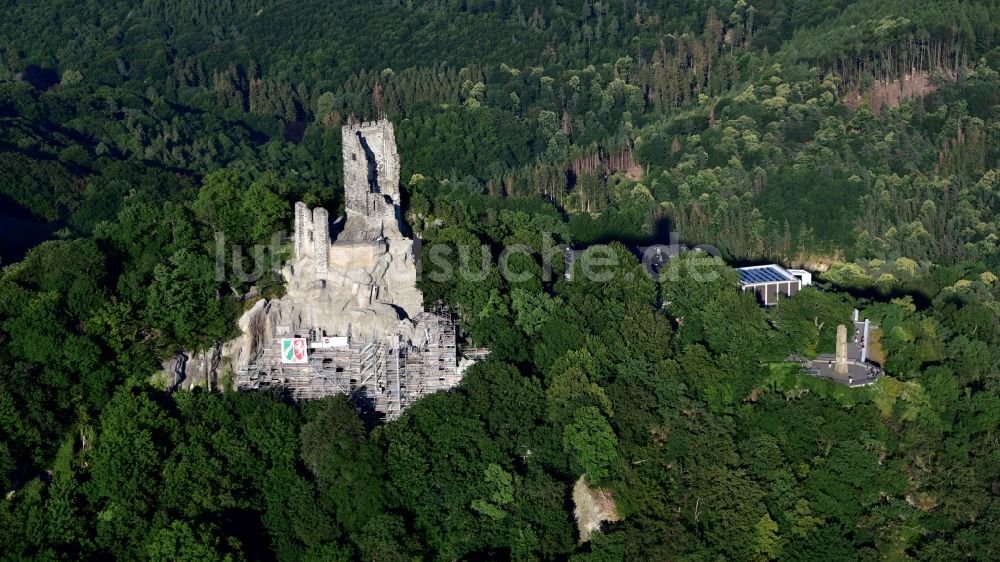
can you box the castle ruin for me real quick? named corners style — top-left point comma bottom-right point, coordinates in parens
top-left (227, 119), bottom-right (460, 421)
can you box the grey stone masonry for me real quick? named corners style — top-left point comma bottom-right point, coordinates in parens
top-left (227, 118), bottom-right (467, 422)
top-left (294, 201), bottom-right (312, 260)
top-left (312, 207), bottom-right (329, 275)
top-left (341, 119), bottom-right (403, 240)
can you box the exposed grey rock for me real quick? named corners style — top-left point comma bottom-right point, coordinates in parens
top-left (222, 118), bottom-right (461, 420)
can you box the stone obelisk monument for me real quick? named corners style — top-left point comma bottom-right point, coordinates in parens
top-left (835, 324), bottom-right (849, 375)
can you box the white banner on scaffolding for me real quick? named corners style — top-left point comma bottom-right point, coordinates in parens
top-left (313, 336), bottom-right (349, 349)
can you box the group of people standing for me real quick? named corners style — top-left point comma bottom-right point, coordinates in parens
top-left (847, 367), bottom-right (880, 387)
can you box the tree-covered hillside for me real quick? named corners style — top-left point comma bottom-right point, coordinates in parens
top-left (1, 1), bottom-right (999, 560)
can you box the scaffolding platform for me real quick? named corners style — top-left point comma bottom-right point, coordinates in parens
top-left (236, 306), bottom-right (458, 421)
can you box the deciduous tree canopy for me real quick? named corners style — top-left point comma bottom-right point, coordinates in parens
top-left (1, 0), bottom-right (998, 560)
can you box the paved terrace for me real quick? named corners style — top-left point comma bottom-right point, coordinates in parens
top-left (790, 317), bottom-right (882, 387)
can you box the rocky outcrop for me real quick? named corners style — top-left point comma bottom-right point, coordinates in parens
top-left (572, 476), bottom-right (621, 543)
top-left (219, 118), bottom-right (461, 419)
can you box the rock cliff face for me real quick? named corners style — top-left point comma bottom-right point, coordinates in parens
top-left (226, 236), bottom-right (425, 373)
top-left (572, 476), bottom-right (621, 543)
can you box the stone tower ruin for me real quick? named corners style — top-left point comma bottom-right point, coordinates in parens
top-left (340, 119), bottom-right (403, 240)
top-left (227, 119), bottom-right (461, 421)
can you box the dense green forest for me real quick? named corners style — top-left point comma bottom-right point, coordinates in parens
top-left (1, 0), bottom-right (999, 560)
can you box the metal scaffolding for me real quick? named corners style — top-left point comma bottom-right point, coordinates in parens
top-left (235, 307), bottom-right (459, 421)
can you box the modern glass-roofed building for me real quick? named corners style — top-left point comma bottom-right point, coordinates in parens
top-left (737, 264), bottom-right (813, 306)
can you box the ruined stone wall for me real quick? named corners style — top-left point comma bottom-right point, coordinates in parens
top-left (342, 119), bottom-right (400, 202)
top-left (312, 207), bottom-right (329, 275)
top-left (294, 202), bottom-right (313, 260)
top-left (341, 119), bottom-right (402, 239)
top-left (342, 127), bottom-right (367, 213)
